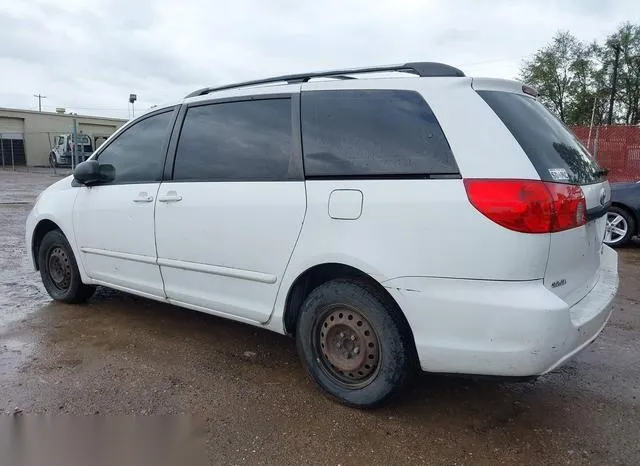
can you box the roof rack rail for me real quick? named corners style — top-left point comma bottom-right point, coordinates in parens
top-left (185, 62), bottom-right (464, 98)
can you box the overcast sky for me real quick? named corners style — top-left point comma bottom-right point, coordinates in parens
top-left (1, 0), bottom-right (637, 119)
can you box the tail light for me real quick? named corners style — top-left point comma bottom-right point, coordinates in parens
top-left (464, 179), bottom-right (586, 234)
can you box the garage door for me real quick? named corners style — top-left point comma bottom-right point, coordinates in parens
top-left (0, 116), bottom-right (24, 133)
top-left (0, 117), bottom-right (26, 166)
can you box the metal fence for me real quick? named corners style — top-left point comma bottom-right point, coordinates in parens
top-left (572, 125), bottom-right (640, 183)
top-left (0, 130), bottom-right (97, 175)
top-left (0, 135), bottom-right (27, 168)
top-left (0, 131), bottom-right (54, 172)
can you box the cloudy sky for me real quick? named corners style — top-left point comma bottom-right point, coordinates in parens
top-left (1, 0), bottom-right (637, 119)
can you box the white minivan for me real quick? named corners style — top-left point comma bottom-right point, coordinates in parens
top-left (26, 62), bottom-right (619, 407)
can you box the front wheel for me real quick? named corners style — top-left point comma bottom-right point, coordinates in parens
top-left (296, 279), bottom-right (415, 408)
top-left (604, 207), bottom-right (635, 247)
top-left (38, 230), bottom-right (96, 303)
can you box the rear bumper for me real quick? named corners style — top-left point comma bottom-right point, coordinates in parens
top-left (383, 246), bottom-right (619, 376)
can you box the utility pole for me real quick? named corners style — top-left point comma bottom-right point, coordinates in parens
top-left (72, 119), bottom-right (78, 170)
top-left (607, 42), bottom-right (621, 125)
top-left (587, 95), bottom-right (598, 152)
top-left (33, 94), bottom-right (47, 112)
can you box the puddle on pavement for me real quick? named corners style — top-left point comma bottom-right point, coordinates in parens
top-left (0, 200), bottom-right (50, 327)
top-left (0, 337), bottom-right (33, 379)
top-left (0, 279), bottom-right (49, 328)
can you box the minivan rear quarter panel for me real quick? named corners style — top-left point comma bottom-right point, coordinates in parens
top-left (289, 179), bottom-right (549, 281)
top-left (292, 78), bottom-right (550, 283)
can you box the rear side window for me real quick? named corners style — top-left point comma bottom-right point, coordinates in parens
top-left (301, 90), bottom-right (458, 177)
top-left (173, 99), bottom-right (295, 181)
top-left (478, 91), bottom-right (603, 185)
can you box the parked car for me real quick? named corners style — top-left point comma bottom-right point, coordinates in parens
top-left (605, 181), bottom-right (640, 247)
top-left (49, 133), bottom-right (93, 168)
top-left (26, 62), bottom-right (619, 407)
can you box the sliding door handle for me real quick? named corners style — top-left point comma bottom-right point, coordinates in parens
top-left (132, 194), bottom-right (153, 203)
top-left (158, 191), bottom-right (182, 203)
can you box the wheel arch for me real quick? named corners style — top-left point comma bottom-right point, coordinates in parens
top-left (282, 262), bottom-right (417, 357)
top-left (31, 218), bottom-right (64, 270)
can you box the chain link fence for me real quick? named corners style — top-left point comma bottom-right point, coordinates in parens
top-left (0, 133), bottom-right (29, 170)
top-left (0, 130), bottom-right (102, 176)
top-left (572, 125), bottom-right (640, 182)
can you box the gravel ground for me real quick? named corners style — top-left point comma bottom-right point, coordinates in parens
top-left (1, 170), bottom-right (639, 465)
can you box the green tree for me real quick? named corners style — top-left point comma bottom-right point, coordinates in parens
top-left (522, 24), bottom-right (640, 125)
top-left (519, 31), bottom-right (591, 123)
top-left (564, 41), bottom-right (603, 125)
top-left (595, 24), bottom-right (640, 125)
top-left (611, 23), bottom-right (640, 124)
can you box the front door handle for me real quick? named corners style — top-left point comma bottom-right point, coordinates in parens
top-left (158, 190), bottom-right (182, 203)
top-left (132, 193), bottom-right (153, 203)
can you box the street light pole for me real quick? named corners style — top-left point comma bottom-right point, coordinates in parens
top-left (587, 95), bottom-right (598, 152)
top-left (129, 94), bottom-right (137, 119)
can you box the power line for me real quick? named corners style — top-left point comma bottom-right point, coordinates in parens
top-left (33, 93), bottom-right (47, 112)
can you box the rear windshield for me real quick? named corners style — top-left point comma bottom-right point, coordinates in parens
top-left (478, 90), bottom-right (603, 185)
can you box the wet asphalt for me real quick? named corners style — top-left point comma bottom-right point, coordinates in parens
top-left (1, 170), bottom-right (639, 465)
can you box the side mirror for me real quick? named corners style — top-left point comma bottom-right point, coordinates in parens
top-left (73, 160), bottom-right (114, 186)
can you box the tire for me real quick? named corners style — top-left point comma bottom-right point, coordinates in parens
top-left (296, 279), bottom-right (415, 408)
top-left (604, 206), bottom-right (635, 247)
top-left (38, 230), bottom-right (96, 303)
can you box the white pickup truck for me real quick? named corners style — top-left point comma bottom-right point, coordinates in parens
top-left (49, 134), bottom-right (94, 168)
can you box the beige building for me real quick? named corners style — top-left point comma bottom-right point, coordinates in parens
top-left (0, 107), bottom-right (127, 167)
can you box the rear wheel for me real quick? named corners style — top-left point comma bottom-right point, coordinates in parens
top-left (38, 230), bottom-right (95, 303)
top-left (296, 279), bottom-right (414, 408)
top-left (604, 206), bottom-right (634, 247)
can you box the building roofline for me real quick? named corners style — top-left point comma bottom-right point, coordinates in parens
top-left (0, 106), bottom-right (127, 122)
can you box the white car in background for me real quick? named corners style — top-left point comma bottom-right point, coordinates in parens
top-left (26, 62), bottom-right (619, 407)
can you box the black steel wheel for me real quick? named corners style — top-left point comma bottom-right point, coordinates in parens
top-left (38, 230), bottom-right (95, 303)
top-left (315, 304), bottom-right (381, 389)
top-left (296, 279), bottom-right (415, 408)
top-left (47, 246), bottom-right (73, 291)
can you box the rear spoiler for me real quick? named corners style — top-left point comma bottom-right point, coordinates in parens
top-left (471, 77), bottom-right (537, 97)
